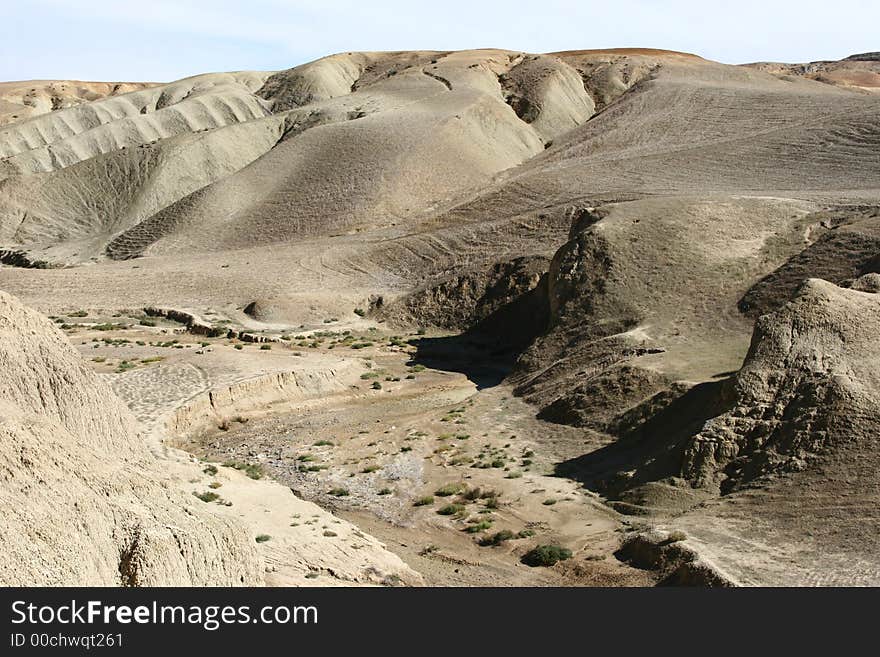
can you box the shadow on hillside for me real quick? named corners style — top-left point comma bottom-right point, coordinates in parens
top-left (407, 284), bottom-right (549, 389)
top-left (554, 378), bottom-right (733, 496)
top-left (407, 333), bottom-right (520, 389)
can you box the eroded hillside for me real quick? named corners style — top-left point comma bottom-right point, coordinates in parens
top-left (1, 48), bottom-right (878, 586)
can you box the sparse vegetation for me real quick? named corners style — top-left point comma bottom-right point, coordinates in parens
top-left (223, 461), bottom-right (263, 479)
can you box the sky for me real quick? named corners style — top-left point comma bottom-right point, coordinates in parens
top-left (1, 0), bottom-right (877, 82)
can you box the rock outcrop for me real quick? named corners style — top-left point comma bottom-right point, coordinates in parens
top-left (682, 277), bottom-right (880, 492)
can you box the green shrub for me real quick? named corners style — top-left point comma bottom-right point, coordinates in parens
top-left (260, 344), bottom-right (272, 350)
top-left (478, 529), bottom-right (515, 547)
top-left (413, 496), bottom-right (434, 507)
top-left (255, 534), bottom-right (271, 543)
top-left (437, 503), bottom-right (465, 516)
top-left (464, 520), bottom-right (493, 533)
top-left (203, 465), bottom-right (218, 476)
top-left (521, 545), bottom-right (572, 567)
top-left (371, 381), bottom-right (382, 390)
top-left (194, 491), bottom-right (220, 503)
top-left (329, 487), bottom-right (350, 497)
top-left (223, 461), bottom-right (263, 479)
top-left (461, 487), bottom-right (482, 501)
top-left (435, 482), bottom-right (466, 497)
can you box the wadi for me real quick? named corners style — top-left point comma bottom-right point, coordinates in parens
top-left (1, 48), bottom-right (878, 586)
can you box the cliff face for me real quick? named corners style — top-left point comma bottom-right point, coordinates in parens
top-left (0, 290), bottom-right (263, 586)
top-left (682, 276), bottom-right (880, 492)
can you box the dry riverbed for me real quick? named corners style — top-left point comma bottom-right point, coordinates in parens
top-left (59, 309), bottom-right (652, 586)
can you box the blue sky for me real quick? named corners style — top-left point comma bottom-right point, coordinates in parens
top-left (1, 0), bottom-right (877, 82)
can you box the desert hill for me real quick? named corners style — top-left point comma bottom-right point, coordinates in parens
top-left (0, 48), bottom-right (878, 585)
top-left (0, 79), bottom-right (158, 127)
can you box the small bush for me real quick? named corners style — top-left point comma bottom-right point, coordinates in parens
top-left (255, 534), bottom-right (271, 543)
top-left (194, 491), bottom-right (220, 503)
top-left (313, 440), bottom-right (334, 447)
top-left (203, 465), bottom-right (218, 476)
top-left (234, 344), bottom-right (243, 350)
top-left (260, 344), bottom-right (272, 350)
top-left (435, 482), bottom-right (466, 497)
top-left (378, 488), bottom-right (393, 496)
top-left (521, 545), bottom-right (572, 567)
top-left (478, 529), bottom-right (515, 547)
top-left (329, 487), bottom-right (350, 497)
top-left (413, 496), bottom-right (434, 507)
top-left (464, 520), bottom-right (493, 533)
top-left (371, 381), bottom-right (382, 390)
top-left (462, 487), bottom-right (482, 501)
top-left (664, 530), bottom-right (688, 544)
top-left (223, 461), bottom-right (263, 479)
top-left (437, 503), bottom-right (465, 516)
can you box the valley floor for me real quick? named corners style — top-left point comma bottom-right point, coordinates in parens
top-left (65, 312), bottom-right (653, 586)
